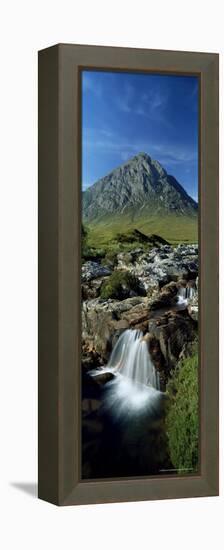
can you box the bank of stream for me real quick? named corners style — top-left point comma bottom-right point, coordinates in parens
top-left (82, 244), bottom-right (198, 479)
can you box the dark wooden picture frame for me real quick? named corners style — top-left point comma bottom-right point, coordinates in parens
top-left (38, 44), bottom-right (219, 506)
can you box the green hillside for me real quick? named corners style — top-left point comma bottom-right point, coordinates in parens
top-left (82, 152), bottom-right (198, 253)
top-left (85, 212), bottom-right (198, 252)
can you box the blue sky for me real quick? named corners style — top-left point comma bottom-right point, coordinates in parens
top-left (82, 70), bottom-right (199, 201)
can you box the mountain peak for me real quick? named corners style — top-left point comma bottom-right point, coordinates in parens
top-left (127, 152), bottom-right (167, 178)
top-left (134, 151), bottom-right (151, 161)
top-left (83, 153), bottom-right (197, 222)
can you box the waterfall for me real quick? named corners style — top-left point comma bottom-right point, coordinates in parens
top-left (177, 285), bottom-right (195, 304)
top-left (108, 329), bottom-right (160, 390)
top-left (178, 286), bottom-right (187, 299)
top-left (89, 329), bottom-right (162, 416)
top-left (186, 286), bottom-right (195, 300)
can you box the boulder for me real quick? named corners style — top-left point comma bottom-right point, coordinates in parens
top-left (92, 371), bottom-right (115, 386)
top-left (187, 289), bottom-right (198, 321)
top-left (82, 278), bottom-right (104, 300)
top-left (108, 243), bottom-right (198, 297)
top-left (82, 296), bottom-right (150, 361)
top-left (82, 261), bottom-right (112, 282)
top-left (188, 305), bottom-right (198, 321)
top-left (82, 243), bottom-right (199, 384)
top-left (142, 333), bottom-right (167, 390)
top-left (148, 309), bottom-right (197, 376)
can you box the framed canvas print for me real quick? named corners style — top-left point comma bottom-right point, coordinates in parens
top-left (38, 44), bottom-right (219, 505)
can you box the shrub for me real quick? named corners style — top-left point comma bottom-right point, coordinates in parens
top-left (81, 223), bottom-right (91, 259)
top-left (81, 223), bottom-right (88, 247)
top-left (81, 224), bottom-right (105, 261)
top-left (100, 270), bottom-right (142, 300)
top-left (101, 250), bottom-right (118, 267)
top-left (166, 346), bottom-right (199, 473)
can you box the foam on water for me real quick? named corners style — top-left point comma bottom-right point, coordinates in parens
top-left (90, 329), bottom-right (162, 417)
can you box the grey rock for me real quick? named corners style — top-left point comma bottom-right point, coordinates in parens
top-left (82, 296), bottom-right (150, 360)
top-left (82, 261), bottom-right (112, 282)
top-left (83, 152), bottom-right (198, 222)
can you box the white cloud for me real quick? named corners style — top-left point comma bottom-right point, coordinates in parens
top-left (115, 84), bottom-right (170, 127)
top-left (83, 131), bottom-right (197, 167)
top-left (115, 83), bottom-right (135, 113)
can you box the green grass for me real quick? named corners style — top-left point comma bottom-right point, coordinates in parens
top-left (100, 270), bottom-right (142, 300)
top-left (166, 344), bottom-right (199, 474)
top-left (85, 212), bottom-right (198, 251)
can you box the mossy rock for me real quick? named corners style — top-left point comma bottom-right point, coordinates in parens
top-left (100, 270), bottom-right (146, 300)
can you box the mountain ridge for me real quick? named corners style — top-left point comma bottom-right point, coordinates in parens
top-left (82, 152), bottom-right (198, 223)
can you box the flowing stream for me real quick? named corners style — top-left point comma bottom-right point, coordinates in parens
top-left (83, 330), bottom-right (170, 478)
top-left (83, 299), bottom-right (192, 478)
top-left (82, 271), bottom-right (198, 477)
top-left (90, 329), bottom-right (161, 417)
top-left (178, 285), bottom-right (195, 300)
top-left (108, 329), bottom-right (160, 389)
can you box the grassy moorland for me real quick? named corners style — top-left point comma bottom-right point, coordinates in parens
top-left (84, 212), bottom-right (198, 256)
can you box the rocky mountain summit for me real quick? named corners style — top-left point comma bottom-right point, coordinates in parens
top-left (83, 152), bottom-right (198, 222)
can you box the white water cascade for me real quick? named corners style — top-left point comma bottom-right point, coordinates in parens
top-left (108, 329), bottom-right (160, 390)
top-left (177, 285), bottom-right (196, 306)
top-left (90, 329), bottom-right (161, 416)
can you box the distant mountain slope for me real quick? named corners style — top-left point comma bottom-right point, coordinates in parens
top-left (82, 152), bottom-right (198, 222)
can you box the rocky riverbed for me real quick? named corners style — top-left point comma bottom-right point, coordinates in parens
top-left (81, 242), bottom-right (198, 478)
top-left (82, 243), bottom-right (198, 386)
